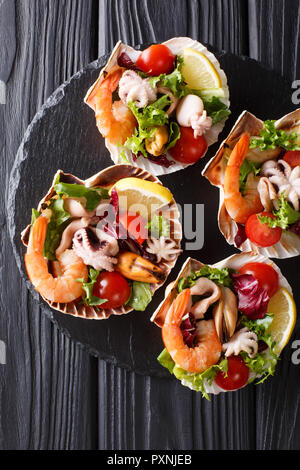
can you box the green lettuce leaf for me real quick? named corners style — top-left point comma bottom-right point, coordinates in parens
top-left (157, 348), bottom-right (176, 374)
top-left (125, 98), bottom-right (170, 157)
top-left (127, 96), bottom-right (170, 129)
top-left (177, 265), bottom-right (234, 292)
top-left (128, 281), bottom-right (153, 311)
top-left (146, 214), bottom-right (170, 238)
top-left (42, 197), bottom-right (71, 260)
top-left (77, 268), bottom-right (108, 307)
top-left (54, 182), bottom-right (109, 211)
top-left (258, 192), bottom-right (300, 230)
top-left (201, 96), bottom-right (231, 124)
top-left (250, 120), bottom-right (300, 151)
top-left (31, 208), bottom-right (40, 225)
top-left (149, 56), bottom-right (187, 99)
top-left (166, 121), bottom-right (181, 150)
top-left (158, 348), bottom-right (228, 400)
top-left (239, 159), bottom-right (261, 193)
top-left (240, 314), bottom-right (278, 383)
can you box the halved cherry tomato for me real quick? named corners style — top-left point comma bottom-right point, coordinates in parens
top-left (136, 44), bottom-right (175, 76)
top-left (245, 212), bottom-right (282, 247)
top-left (239, 262), bottom-right (279, 297)
top-left (283, 150), bottom-right (300, 168)
top-left (215, 355), bottom-right (249, 391)
top-left (92, 272), bottom-right (131, 309)
top-left (169, 127), bottom-right (208, 163)
top-left (119, 211), bottom-right (148, 244)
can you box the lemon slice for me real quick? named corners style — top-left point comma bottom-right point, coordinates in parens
top-left (267, 287), bottom-right (297, 354)
top-left (110, 177), bottom-right (173, 220)
top-left (181, 48), bottom-right (222, 90)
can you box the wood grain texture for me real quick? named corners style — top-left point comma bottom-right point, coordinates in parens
top-left (0, 0), bottom-right (97, 449)
top-left (0, 0), bottom-right (16, 83)
top-left (248, 0), bottom-right (300, 81)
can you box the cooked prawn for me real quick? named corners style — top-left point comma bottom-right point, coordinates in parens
top-left (162, 289), bottom-right (222, 374)
top-left (25, 216), bottom-right (88, 303)
top-left (224, 133), bottom-right (263, 224)
top-left (91, 66), bottom-right (137, 146)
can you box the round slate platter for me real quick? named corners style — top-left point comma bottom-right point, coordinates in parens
top-left (8, 45), bottom-right (298, 377)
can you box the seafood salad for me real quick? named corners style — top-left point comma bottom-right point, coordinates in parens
top-left (203, 109), bottom-right (300, 258)
top-left (21, 165), bottom-right (182, 320)
top-left (85, 37), bottom-right (230, 175)
top-left (153, 253), bottom-right (296, 398)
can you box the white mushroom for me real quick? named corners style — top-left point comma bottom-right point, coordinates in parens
top-left (189, 277), bottom-right (221, 319)
top-left (260, 159), bottom-right (300, 211)
top-left (146, 236), bottom-right (182, 263)
top-left (176, 94), bottom-right (212, 137)
top-left (222, 327), bottom-right (258, 358)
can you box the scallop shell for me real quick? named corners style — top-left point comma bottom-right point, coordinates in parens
top-left (152, 252), bottom-right (293, 396)
top-left (202, 109), bottom-right (300, 258)
top-left (84, 37), bottom-right (230, 176)
top-left (21, 164), bottom-right (182, 320)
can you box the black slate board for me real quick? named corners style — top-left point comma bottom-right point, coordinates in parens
top-left (8, 46), bottom-right (297, 377)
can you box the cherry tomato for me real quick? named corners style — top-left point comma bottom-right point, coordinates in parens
top-left (136, 44), bottom-right (175, 76)
top-left (245, 212), bottom-right (282, 247)
top-left (169, 127), bottom-right (208, 163)
top-left (283, 150), bottom-right (300, 168)
top-left (92, 272), bottom-right (131, 309)
top-left (119, 211), bottom-right (148, 244)
top-left (239, 262), bottom-right (279, 297)
top-left (215, 356), bottom-right (249, 391)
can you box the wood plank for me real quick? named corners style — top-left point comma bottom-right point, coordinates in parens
top-left (97, 0), bottom-right (255, 450)
top-left (0, 0), bottom-right (97, 449)
top-left (248, 0), bottom-right (300, 81)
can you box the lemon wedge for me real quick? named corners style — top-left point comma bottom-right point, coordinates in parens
top-left (181, 48), bottom-right (222, 90)
top-left (110, 177), bottom-right (173, 220)
top-left (267, 287), bottom-right (297, 354)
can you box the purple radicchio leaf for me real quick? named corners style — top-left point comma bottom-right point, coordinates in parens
top-left (136, 151), bottom-right (175, 168)
top-left (117, 52), bottom-right (141, 71)
top-left (180, 312), bottom-right (197, 347)
top-left (234, 223), bottom-right (247, 248)
top-left (232, 273), bottom-right (270, 320)
top-left (289, 219), bottom-right (300, 237)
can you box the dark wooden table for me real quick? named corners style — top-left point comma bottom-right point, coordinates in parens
top-left (1, 0), bottom-right (300, 450)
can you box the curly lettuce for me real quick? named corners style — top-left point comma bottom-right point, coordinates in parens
top-left (177, 265), bottom-right (234, 292)
top-left (158, 349), bottom-right (228, 400)
top-left (240, 314), bottom-right (278, 384)
top-left (258, 192), bottom-right (300, 230)
top-left (77, 268), bottom-right (108, 307)
top-left (250, 120), bottom-right (300, 151)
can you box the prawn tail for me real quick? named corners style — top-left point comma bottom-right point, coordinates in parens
top-left (229, 133), bottom-right (250, 167)
top-left (166, 288), bottom-right (191, 324)
top-left (86, 67), bottom-right (123, 110)
top-left (28, 216), bottom-right (48, 253)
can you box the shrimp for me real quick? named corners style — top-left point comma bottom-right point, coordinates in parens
top-left (224, 133), bottom-right (264, 224)
top-left (91, 66), bottom-right (137, 146)
top-left (162, 289), bottom-right (222, 374)
top-left (25, 216), bottom-right (88, 303)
